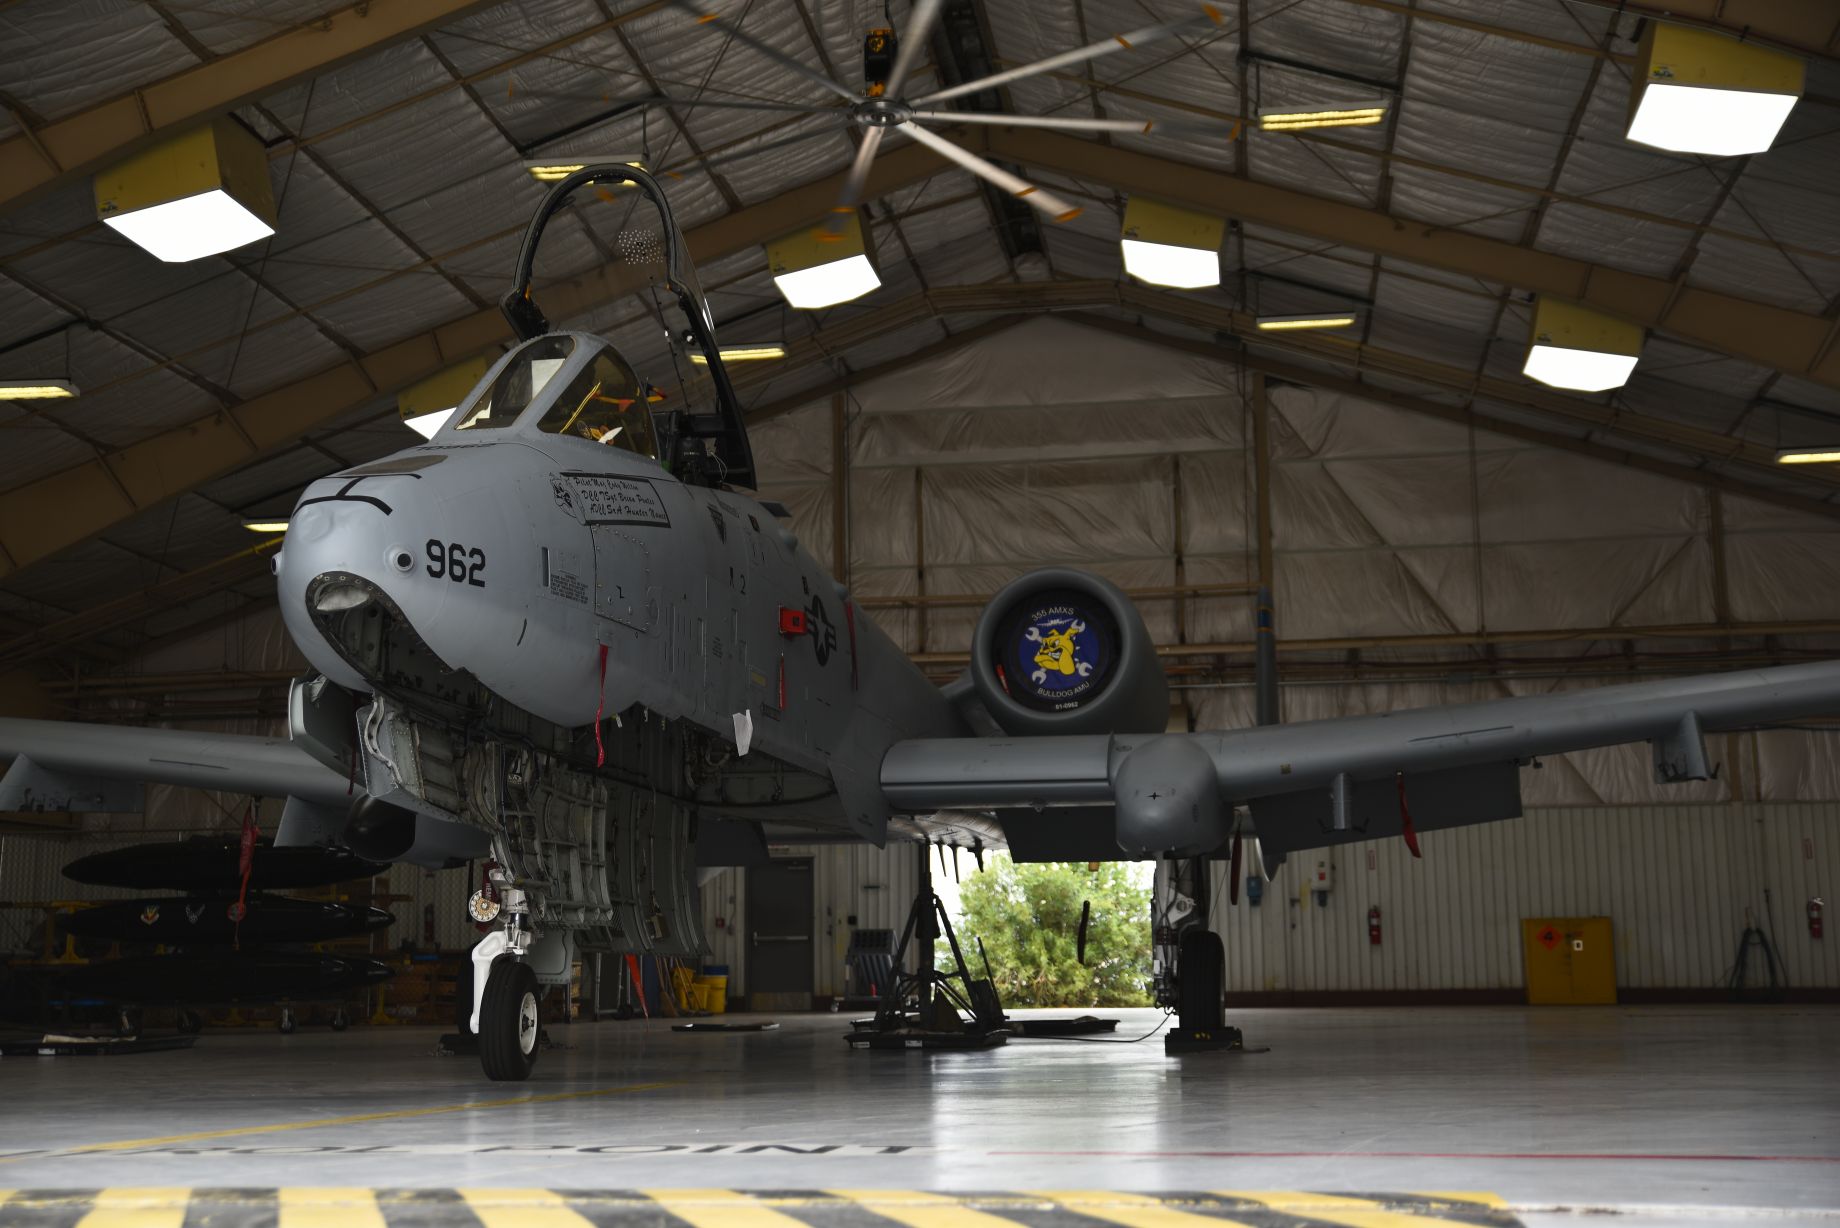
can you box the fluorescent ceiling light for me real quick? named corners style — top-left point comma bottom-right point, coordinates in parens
top-left (242, 519), bottom-right (289, 533)
top-left (0, 379), bottom-right (79, 400)
top-left (772, 254), bottom-right (881, 310)
top-left (1121, 239), bottom-right (1220, 289)
top-left (102, 187), bottom-right (274, 262)
top-left (689, 345), bottom-right (788, 365)
top-left (404, 408), bottom-right (458, 438)
top-left (1776, 448), bottom-right (1840, 465)
top-left (524, 157), bottom-right (645, 182)
top-left (1522, 345), bottom-right (1640, 393)
top-left (1259, 105), bottom-right (1386, 131)
top-left (1256, 313), bottom-right (1356, 331)
top-left (1626, 83), bottom-right (1797, 157)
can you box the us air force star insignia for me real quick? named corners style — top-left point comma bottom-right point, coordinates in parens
top-left (806, 595), bottom-right (838, 665)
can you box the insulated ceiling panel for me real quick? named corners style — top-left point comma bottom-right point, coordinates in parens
top-left (0, 1), bottom-right (191, 121)
top-left (170, 0), bottom-right (351, 58)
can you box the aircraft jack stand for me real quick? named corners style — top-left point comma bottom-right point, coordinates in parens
top-left (1164, 929), bottom-right (1251, 1055)
top-left (848, 886), bottom-right (1009, 1051)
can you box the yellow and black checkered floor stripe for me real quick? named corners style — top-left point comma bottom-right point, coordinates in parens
top-left (0, 1189), bottom-right (1524, 1227)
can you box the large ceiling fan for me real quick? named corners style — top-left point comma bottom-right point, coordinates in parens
top-left (678, 0), bottom-right (1233, 226)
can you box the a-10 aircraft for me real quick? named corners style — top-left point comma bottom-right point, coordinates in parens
top-left (4, 166), bottom-right (1839, 1079)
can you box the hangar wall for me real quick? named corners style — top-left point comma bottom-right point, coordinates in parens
top-left (698, 842), bottom-right (924, 1000)
top-left (750, 315), bottom-right (1840, 803)
top-left (1213, 803), bottom-right (1838, 998)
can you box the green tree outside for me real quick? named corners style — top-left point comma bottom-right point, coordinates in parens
top-left (940, 855), bottom-right (1152, 1007)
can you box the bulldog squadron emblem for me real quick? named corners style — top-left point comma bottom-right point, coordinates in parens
top-left (1003, 598), bottom-right (1113, 712)
top-left (1027, 618), bottom-right (1094, 687)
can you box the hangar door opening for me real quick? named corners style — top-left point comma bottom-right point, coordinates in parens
top-left (747, 856), bottom-right (814, 1011)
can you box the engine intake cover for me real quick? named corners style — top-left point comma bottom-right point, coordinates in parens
top-left (972, 568), bottom-right (1168, 736)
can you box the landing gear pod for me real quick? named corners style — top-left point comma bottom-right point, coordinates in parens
top-left (971, 568), bottom-right (1168, 736)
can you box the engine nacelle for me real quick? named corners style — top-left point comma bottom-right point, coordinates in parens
top-left (343, 796), bottom-right (491, 869)
top-left (970, 568), bottom-right (1169, 736)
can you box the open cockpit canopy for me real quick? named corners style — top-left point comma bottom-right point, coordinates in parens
top-left (494, 164), bottom-right (753, 487)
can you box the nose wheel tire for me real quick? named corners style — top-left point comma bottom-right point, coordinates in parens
top-left (479, 957), bottom-right (541, 1081)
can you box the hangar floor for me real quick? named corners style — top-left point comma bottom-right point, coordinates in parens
top-left (2, 1006), bottom-right (1835, 1226)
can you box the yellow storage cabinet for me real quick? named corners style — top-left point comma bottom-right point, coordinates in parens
top-left (1522, 916), bottom-right (1617, 1004)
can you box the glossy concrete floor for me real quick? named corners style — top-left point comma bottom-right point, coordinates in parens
top-left (1, 1006), bottom-right (1836, 1225)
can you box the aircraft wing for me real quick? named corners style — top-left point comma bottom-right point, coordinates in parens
top-left (880, 660), bottom-right (1840, 867)
top-left (0, 717), bottom-right (351, 817)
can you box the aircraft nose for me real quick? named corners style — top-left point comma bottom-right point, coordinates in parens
top-left (275, 480), bottom-right (434, 691)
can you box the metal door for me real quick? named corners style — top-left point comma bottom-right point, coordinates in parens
top-left (747, 857), bottom-right (814, 1011)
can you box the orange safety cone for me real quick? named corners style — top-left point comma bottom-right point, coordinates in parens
top-left (624, 954), bottom-right (648, 1018)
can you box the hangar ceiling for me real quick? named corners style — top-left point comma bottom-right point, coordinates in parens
top-left (1, 0), bottom-right (1839, 671)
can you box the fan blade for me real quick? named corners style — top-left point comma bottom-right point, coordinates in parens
top-left (912, 6), bottom-right (1227, 106)
top-left (909, 109), bottom-right (1230, 135)
top-left (902, 124), bottom-right (1082, 222)
top-left (676, 2), bottom-right (859, 102)
top-left (826, 126), bottom-right (888, 231)
top-left (884, 0), bottom-right (943, 99)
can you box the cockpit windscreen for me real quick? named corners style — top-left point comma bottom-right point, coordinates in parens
top-left (454, 336), bottom-right (575, 431)
top-left (534, 345), bottom-right (658, 459)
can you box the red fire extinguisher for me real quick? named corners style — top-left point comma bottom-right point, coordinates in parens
top-left (1811, 897), bottom-right (1825, 940)
top-left (1368, 905), bottom-right (1382, 946)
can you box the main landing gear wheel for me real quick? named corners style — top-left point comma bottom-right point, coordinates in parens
top-left (478, 957), bottom-right (540, 1081)
top-left (329, 1008), bottom-right (350, 1032)
top-left (277, 1008), bottom-right (298, 1035)
top-left (177, 1009), bottom-right (204, 1035)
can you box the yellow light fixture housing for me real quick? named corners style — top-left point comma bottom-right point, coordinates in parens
top-left (1258, 104), bottom-right (1386, 132)
top-left (1627, 24), bottom-right (1802, 157)
top-left (1522, 296), bottom-right (1643, 392)
top-left (95, 118), bottom-right (276, 262)
top-left (397, 357), bottom-right (493, 438)
top-left (1776, 448), bottom-right (1840, 465)
top-left (768, 213), bottom-right (881, 309)
top-left (1120, 196), bottom-right (1224, 290)
top-left (689, 344), bottom-right (788, 365)
top-left (523, 157), bottom-right (645, 182)
top-left (241, 519), bottom-right (289, 533)
top-left (1256, 312), bottom-right (1357, 331)
top-left (0, 379), bottom-right (79, 400)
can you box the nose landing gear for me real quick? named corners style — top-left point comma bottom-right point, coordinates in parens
top-left (478, 957), bottom-right (541, 1081)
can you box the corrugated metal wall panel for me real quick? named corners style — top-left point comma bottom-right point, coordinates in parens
top-left (12, 805), bottom-right (1822, 1001)
top-left (697, 840), bottom-right (920, 1000)
top-left (1214, 804), bottom-right (1835, 993)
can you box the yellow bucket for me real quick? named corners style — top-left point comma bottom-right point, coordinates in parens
top-left (693, 974), bottom-right (727, 1014)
